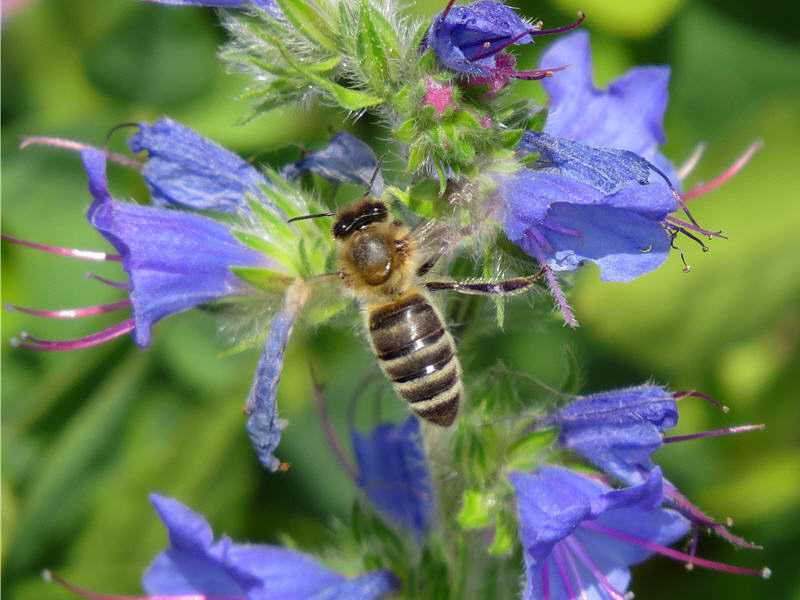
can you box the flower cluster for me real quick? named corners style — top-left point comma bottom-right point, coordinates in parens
top-left (5, 1), bottom-right (769, 599)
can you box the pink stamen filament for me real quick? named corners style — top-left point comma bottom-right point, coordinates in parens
top-left (441, 0), bottom-right (456, 20)
top-left (12, 319), bottom-right (135, 351)
top-left (86, 272), bottom-right (132, 290)
top-left (580, 522), bottom-right (770, 578)
top-left (20, 136), bottom-right (143, 171)
top-left (559, 544), bottom-right (589, 600)
top-left (663, 424), bottom-right (765, 444)
top-left (43, 569), bottom-right (240, 600)
top-left (530, 12), bottom-right (586, 37)
top-left (513, 65), bottom-right (568, 81)
top-left (677, 144), bottom-right (707, 181)
top-left (7, 300), bottom-right (132, 320)
top-left (553, 545), bottom-right (578, 600)
top-left (2, 235), bottom-right (121, 262)
top-left (672, 390), bottom-right (729, 413)
top-left (566, 538), bottom-right (628, 600)
top-left (664, 215), bottom-right (726, 239)
top-left (682, 142), bottom-right (763, 202)
top-left (663, 483), bottom-right (762, 550)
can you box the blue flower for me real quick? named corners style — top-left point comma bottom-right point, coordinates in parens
top-left (550, 384), bottom-right (766, 551)
top-left (539, 30), bottom-right (677, 183)
top-left (129, 117), bottom-right (274, 214)
top-left (426, 0), bottom-right (583, 81)
top-left (7, 147), bottom-right (271, 350)
top-left (45, 494), bottom-right (398, 600)
top-left (246, 281), bottom-right (308, 472)
top-left (510, 466), bottom-right (690, 600)
top-left (144, 494), bottom-right (398, 599)
top-left (282, 132), bottom-right (384, 195)
top-left (351, 416), bottom-right (435, 539)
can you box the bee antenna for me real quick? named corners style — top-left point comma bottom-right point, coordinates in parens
top-left (287, 211), bottom-right (336, 223)
top-left (362, 156), bottom-right (384, 197)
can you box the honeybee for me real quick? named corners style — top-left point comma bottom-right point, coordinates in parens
top-left (291, 197), bottom-right (543, 427)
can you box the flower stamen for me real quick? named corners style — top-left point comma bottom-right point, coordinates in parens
top-left (85, 272), bottom-right (132, 290)
top-left (530, 12), bottom-right (586, 37)
top-left (20, 136), bottom-right (143, 171)
top-left (672, 390), bottom-right (729, 413)
top-left (682, 142), bottom-right (763, 202)
top-left (12, 319), bottom-right (135, 351)
top-left (580, 522), bottom-right (770, 578)
top-left (6, 300), bottom-right (132, 320)
top-left (2, 234), bottom-right (121, 262)
top-left (42, 568), bottom-right (226, 600)
top-left (566, 538), bottom-right (627, 600)
top-left (663, 424), bottom-right (765, 444)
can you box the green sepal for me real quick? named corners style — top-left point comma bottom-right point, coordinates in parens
top-left (275, 0), bottom-right (337, 51)
top-left (506, 428), bottom-right (558, 472)
top-left (499, 128), bottom-right (524, 150)
top-left (230, 266), bottom-right (294, 293)
top-left (310, 74), bottom-right (384, 110)
top-left (456, 489), bottom-right (493, 529)
top-left (488, 510), bottom-right (515, 556)
top-left (232, 231), bottom-right (297, 273)
top-left (394, 118), bottom-right (416, 143)
top-left (246, 195), bottom-right (294, 241)
top-left (356, 0), bottom-right (399, 93)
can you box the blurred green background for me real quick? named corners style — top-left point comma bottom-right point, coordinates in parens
top-left (2, 0), bottom-right (799, 598)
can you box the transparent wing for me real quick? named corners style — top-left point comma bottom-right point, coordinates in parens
top-left (217, 272), bottom-right (350, 354)
top-left (407, 215), bottom-right (467, 275)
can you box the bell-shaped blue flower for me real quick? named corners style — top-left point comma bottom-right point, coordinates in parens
top-left (351, 416), bottom-right (435, 539)
top-left (143, 494), bottom-right (398, 599)
top-left (426, 0), bottom-right (584, 82)
top-left (511, 466), bottom-right (690, 600)
top-left (84, 148), bottom-right (271, 347)
top-left (245, 280), bottom-right (308, 472)
top-left (282, 132), bottom-right (384, 194)
top-left (550, 384), bottom-right (678, 485)
top-left (129, 117), bottom-right (274, 214)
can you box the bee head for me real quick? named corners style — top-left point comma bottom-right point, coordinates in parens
top-left (332, 200), bottom-right (388, 239)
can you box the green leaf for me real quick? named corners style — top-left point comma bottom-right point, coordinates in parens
top-left (311, 74), bottom-right (384, 110)
top-left (506, 428), bottom-right (558, 472)
top-left (488, 511), bottom-right (515, 556)
top-left (230, 266), bottom-right (294, 293)
top-left (456, 489), bottom-right (493, 529)
top-left (357, 2), bottom-right (390, 92)
top-left (394, 118), bottom-right (416, 143)
top-left (275, 0), bottom-right (337, 51)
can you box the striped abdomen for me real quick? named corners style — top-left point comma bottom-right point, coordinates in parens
top-left (367, 293), bottom-right (461, 426)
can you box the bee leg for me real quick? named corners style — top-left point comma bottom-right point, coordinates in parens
top-left (425, 270), bottom-right (545, 296)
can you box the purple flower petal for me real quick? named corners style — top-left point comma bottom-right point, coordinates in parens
top-left (352, 417), bottom-right (434, 538)
top-left (539, 30), bottom-right (680, 188)
top-left (512, 467), bottom-right (689, 600)
top-left (552, 385), bottom-right (678, 484)
top-left (282, 133), bottom-right (384, 194)
top-left (427, 0), bottom-right (532, 77)
top-left (129, 117), bottom-right (273, 214)
top-left (501, 170), bottom-right (674, 282)
top-left (245, 282), bottom-right (306, 472)
top-left (82, 148), bottom-right (268, 347)
top-left (144, 494), bottom-right (397, 599)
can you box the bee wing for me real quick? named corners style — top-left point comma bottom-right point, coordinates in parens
top-left (407, 216), bottom-right (466, 274)
top-left (218, 272), bottom-right (348, 354)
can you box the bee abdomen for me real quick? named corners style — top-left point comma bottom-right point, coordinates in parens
top-left (368, 294), bottom-right (461, 427)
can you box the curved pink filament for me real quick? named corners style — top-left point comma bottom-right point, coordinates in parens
top-left (682, 142), bottom-right (762, 202)
top-left (13, 319), bottom-right (135, 351)
top-left (580, 521), bottom-right (769, 578)
top-left (2, 234), bottom-right (121, 262)
top-left (672, 390), bottom-right (729, 413)
top-left (20, 136), bottom-right (143, 171)
top-left (530, 12), bottom-right (586, 37)
top-left (7, 300), bottom-right (131, 320)
top-left (86, 272), bottom-right (132, 290)
top-left (566, 538), bottom-right (627, 600)
top-left (663, 423), bottom-right (765, 444)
